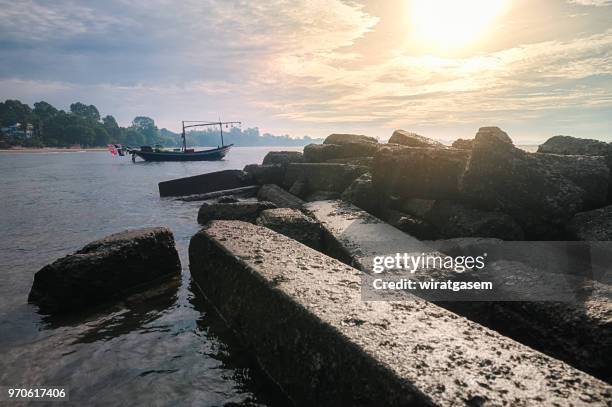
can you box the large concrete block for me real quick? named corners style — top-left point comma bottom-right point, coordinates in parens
top-left (306, 200), bottom-right (612, 381)
top-left (257, 184), bottom-right (305, 209)
top-left (158, 170), bottom-right (253, 197)
top-left (197, 201), bottom-right (276, 225)
top-left (189, 220), bottom-right (611, 406)
top-left (256, 208), bottom-right (322, 250)
top-left (372, 146), bottom-right (470, 200)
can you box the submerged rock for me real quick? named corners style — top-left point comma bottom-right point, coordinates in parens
top-left (256, 208), bottom-right (322, 250)
top-left (197, 201), bottom-right (276, 225)
top-left (257, 184), bottom-right (304, 209)
top-left (567, 205), bottom-right (612, 241)
top-left (323, 133), bottom-right (378, 145)
top-left (388, 130), bottom-right (446, 148)
top-left (28, 227), bottom-right (181, 314)
top-left (262, 151), bottom-right (303, 166)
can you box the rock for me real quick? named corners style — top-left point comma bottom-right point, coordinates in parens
top-left (262, 151), bottom-right (303, 166)
top-left (177, 185), bottom-right (260, 202)
top-left (323, 133), bottom-right (378, 145)
top-left (257, 184), bottom-right (304, 209)
top-left (462, 127), bottom-right (609, 238)
top-left (283, 163), bottom-right (369, 194)
top-left (399, 198), bottom-right (436, 218)
top-left (388, 130), bottom-right (445, 148)
top-left (567, 205), bottom-right (612, 240)
top-left (256, 208), bottom-right (322, 250)
top-left (189, 220), bottom-right (611, 406)
top-left (451, 138), bottom-right (473, 149)
top-left (372, 146), bottom-right (470, 200)
top-left (538, 135), bottom-right (612, 201)
top-left (28, 227), bottom-right (181, 314)
top-left (217, 195), bottom-right (239, 203)
top-left (288, 179), bottom-right (308, 199)
top-left (158, 169), bottom-right (253, 197)
top-left (303, 143), bottom-right (378, 163)
top-left (340, 173), bottom-right (379, 213)
top-left (425, 201), bottom-right (524, 240)
top-left (535, 153), bottom-right (609, 209)
top-left (383, 209), bottom-right (438, 240)
top-left (197, 201), bottom-right (276, 225)
top-left (243, 164), bottom-right (285, 185)
top-left (538, 135), bottom-right (611, 156)
top-left (304, 190), bottom-right (341, 202)
top-left (325, 157), bottom-right (374, 167)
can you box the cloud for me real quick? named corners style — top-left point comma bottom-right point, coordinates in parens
top-left (568, 0), bottom-right (612, 6)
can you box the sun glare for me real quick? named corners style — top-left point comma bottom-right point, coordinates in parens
top-left (408, 0), bottom-right (507, 52)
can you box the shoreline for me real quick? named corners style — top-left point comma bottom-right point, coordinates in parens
top-left (0, 147), bottom-right (108, 154)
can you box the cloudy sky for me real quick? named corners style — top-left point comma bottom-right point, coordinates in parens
top-left (0, 0), bottom-right (610, 143)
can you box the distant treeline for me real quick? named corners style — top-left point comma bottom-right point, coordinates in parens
top-left (0, 99), bottom-right (322, 148)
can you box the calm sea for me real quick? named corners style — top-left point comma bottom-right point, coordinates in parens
top-left (0, 147), bottom-right (300, 406)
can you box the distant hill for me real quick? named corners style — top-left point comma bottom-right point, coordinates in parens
top-left (161, 127), bottom-right (323, 147)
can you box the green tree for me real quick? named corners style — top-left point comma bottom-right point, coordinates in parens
top-left (102, 115), bottom-right (121, 141)
top-left (0, 99), bottom-right (33, 127)
top-left (70, 102), bottom-right (100, 121)
top-left (132, 116), bottom-right (158, 144)
top-left (124, 128), bottom-right (145, 146)
top-left (94, 126), bottom-right (110, 146)
top-left (64, 125), bottom-right (94, 146)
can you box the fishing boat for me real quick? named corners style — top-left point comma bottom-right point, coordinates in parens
top-left (129, 120), bottom-right (240, 162)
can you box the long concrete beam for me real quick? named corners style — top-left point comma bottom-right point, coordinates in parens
top-left (189, 220), bottom-right (610, 406)
top-left (305, 200), bottom-right (612, 382)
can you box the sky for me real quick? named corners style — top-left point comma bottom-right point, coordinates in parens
top-left (0, 0), bottom-right (610, 144)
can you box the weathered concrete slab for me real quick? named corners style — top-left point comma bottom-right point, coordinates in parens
top-left (257, 184), bottom-right (305, 209)
top-left (29, 227), bottom-right (181, 314)
top-left (306, 201), bottom-right (612, 381)
top-left (197, 201), bottom-right (276, 225)
top-left (177, 185), bottom-right (260, 202)
top-left (256, 208), bottom-right (322, 250)
top-left (158, 170), bottom-right (253, 197)
top-left (305, 200), bottom-right (430, 270)
top-left (189, 221), bottom-right (611, 406)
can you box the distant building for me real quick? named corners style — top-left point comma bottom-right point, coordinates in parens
top-left (0, 123), bottom-right (34, 138)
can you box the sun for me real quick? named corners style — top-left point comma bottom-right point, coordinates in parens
top-left (408, 0), bottom-right (507, 52)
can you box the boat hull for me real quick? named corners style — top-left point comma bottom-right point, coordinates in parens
top-left (133, 145), bottom-right (232, 162)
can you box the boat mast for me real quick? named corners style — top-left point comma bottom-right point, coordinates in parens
top-left (181, 120), bottom-right (241, 150)
top-left (181, 121), bottom-right (187, 152)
